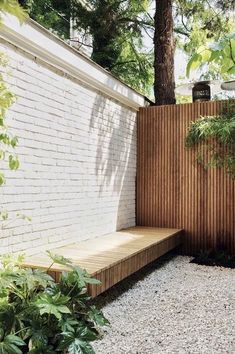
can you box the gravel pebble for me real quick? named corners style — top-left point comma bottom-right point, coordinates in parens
top-left (93, 255), bottom-right (235, 354)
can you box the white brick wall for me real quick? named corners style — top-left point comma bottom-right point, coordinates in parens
top-left (0, 38), bottom-right (138, 255)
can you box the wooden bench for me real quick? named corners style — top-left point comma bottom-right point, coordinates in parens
top-left (23, 227), bottom-right (183, 297)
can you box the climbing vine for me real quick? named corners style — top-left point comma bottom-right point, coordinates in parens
top-left (0, 1), bottom-right (27, 224)
top-left (185, 104), bottom-right (235, 178)
top-left (0, 54), bottom-right (20, 186)
top-left (0, 1), bottom-right (26, 187)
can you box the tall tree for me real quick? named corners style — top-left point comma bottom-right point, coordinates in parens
top-left (18, 0), bottom-right (70, 38)
top-left (19, 0), bottom-right (154, 95)
top-left (154, 0), bottom-right (175, 105)
top-left (72, 0), bottom-right (154, 94)
top-left (18, 0), bottom-right (234, 99)
top-left (153, 0), bottom-right (234, 105)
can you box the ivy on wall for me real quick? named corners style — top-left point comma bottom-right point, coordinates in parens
top-left (0, 1), bottom-right (27, 224)
top-left (0, 54), bottom-right (20, 186)
top-left (0, 1), bottom-right (27, 187)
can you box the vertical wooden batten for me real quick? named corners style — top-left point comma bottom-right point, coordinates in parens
top-left (137, 101), bottom-right (235, 254)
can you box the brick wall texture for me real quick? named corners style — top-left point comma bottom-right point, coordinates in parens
top-left (0, 39), bottom-right (137, 255)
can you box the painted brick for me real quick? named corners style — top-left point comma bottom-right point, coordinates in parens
top-left (0, 39), bottom-right (137, 255)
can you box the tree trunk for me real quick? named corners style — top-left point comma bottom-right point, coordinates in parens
top-left (154, 0), bottom-right (176, 105)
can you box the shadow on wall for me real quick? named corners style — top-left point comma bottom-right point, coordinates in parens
top-left (89, 90), bottom-right (136, 230)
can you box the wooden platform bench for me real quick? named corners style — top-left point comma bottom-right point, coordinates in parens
top-left (23, 227), bottom-right (183, 297)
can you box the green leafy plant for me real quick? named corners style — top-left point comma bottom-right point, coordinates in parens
top-left (0, 0), bottom-right (27, 23)
top-left (0, 253), bottom-right (109, 353)
top-left (0, 1), bottom-right (29, 225)
top-left (0, 53), bottom-right (24, 225)
top-left (185, 104), bottom-right (235, 177)
top-left (0, 54), bottom-right (20, 186)
top-left (19, 0), bottom-right (154, 95)
top-left (0, 0), bottom-right (27, 186)
top-left (191, 248), bottom-right (235, 268)
top-left (187, 32), bottom-right (235, 78)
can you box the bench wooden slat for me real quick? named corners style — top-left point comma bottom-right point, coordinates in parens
top-left (23, 227), bottom-right (183, 297)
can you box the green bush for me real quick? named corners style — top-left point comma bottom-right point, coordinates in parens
top-left (185, 104), bottom-right (235, 177)
top-left (0, 253), bottom-right (109, 354)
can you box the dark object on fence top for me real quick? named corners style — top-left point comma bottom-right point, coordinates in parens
top-left (175, 80), bottom-right (222, 102)
top-left (192, 81), bottom-right (211, 102)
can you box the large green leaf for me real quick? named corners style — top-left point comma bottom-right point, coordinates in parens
top-left (8, 155), bottom-right (20, 170)
top-left (0, 334), bottom-right (25, 354)
top-left (68, 341), bottom-right (95, 354)
top-left (187, 32), bottom-right (235, 78)
top-left (59, 329), bottom-right (96, 354)
top-left (186, 53), bottom-right (202, 77)
top-left (46, 251), bottom-right (72, 268)
top-left (14, 268), bottom-right (53, 291)
top-left (0, 270), bottom-right (18, 289)
top-left (88, 306), bottom-right (110, 327)
top-left (59, 317), bottom-right (79, 333)
top-left (35, 293), bottom-right (71, 320)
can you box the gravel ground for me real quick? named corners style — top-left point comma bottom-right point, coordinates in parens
top-left (93, 255), bottom-right (235, 354)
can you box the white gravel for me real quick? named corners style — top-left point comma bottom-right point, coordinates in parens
top-left (93, 255), bottom-right (235, 354)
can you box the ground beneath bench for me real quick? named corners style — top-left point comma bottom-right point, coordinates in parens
top-left (93, 255), bottom-right (235, 354)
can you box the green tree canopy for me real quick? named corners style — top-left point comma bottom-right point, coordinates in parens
top-left (72, 0), bottom-right (154, 94)
top-left (18, 0), bottom-right (235, 95)
top-left (19, 0), bottom-right (154, 95)
top-left (187, 32), bottom-right (235, 78)
top-left (18, 0), bottom-right (70, 38)
top-left (174, 0), bottom-right (235, 79)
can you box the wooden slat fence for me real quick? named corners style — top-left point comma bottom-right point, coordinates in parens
top-left (137, 101), bottom-right (235, 254)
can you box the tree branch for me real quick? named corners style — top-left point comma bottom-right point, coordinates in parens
top-left (69, 39), bottom-right (93, 48)
top-left (118, 17), bottom-right (154, 28)
top-left (174, 27), bottom-right (190, 37)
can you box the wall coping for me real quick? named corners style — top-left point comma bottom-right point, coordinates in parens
top-left (0, 15), bottom-right (146, 111)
